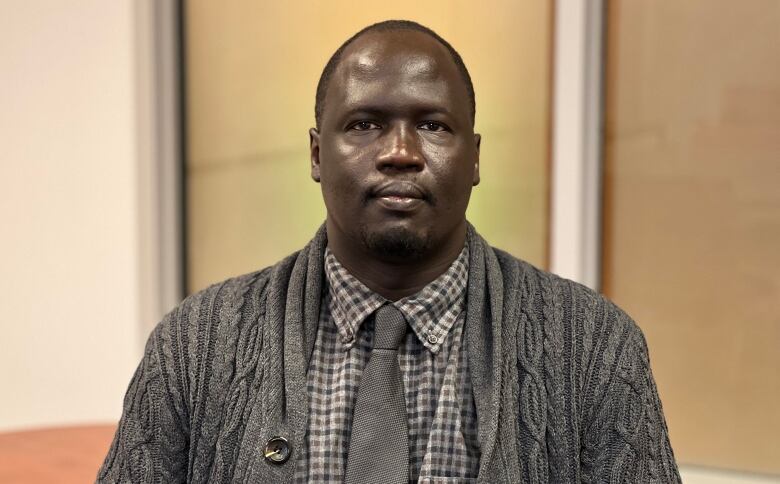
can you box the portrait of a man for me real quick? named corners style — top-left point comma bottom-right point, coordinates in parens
top-left (5, 0), bottom-right (780, 482)
top-left (97, 20), bottom-right (680, 483)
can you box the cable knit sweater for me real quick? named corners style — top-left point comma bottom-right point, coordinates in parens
top-left (98, 225), bottom-right (680, 483)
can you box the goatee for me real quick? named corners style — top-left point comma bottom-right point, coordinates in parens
top-left (361, 225), bottom-right (431, 260)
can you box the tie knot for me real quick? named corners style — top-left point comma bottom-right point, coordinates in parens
top-left (373, 304), bottom-right (407, 350)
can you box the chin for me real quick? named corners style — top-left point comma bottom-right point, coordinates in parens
top-left (359, 223), bottom-right (432, 260)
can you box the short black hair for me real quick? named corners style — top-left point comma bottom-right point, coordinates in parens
top-left (314, 20), bottom-right (476, 129)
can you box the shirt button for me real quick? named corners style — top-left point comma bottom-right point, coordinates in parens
top-left (427, 333), bottom-right (439, 345)
top-left (264, 436), bottom-right (291, 464)
top-left (340, 329), bottom-right (354, 344)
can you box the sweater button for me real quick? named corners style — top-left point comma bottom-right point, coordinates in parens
top-left (264, 436), bottom-right (291, 464)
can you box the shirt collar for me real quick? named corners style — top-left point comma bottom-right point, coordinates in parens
top-left (323, 244), bottom-right (469, 354)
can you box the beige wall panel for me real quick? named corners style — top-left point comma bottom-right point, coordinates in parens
top-left (603, 0), bottom-right (780, 474)
top-left (185, 0), bottom-right (551, 292)
top-left (0, 0), bottom-right (146, 430)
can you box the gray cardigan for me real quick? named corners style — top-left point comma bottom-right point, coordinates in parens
top-left (98, 226), bottom-right (680, 483)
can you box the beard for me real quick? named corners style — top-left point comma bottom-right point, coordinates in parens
top-left (360, 223), bottom-right (432, 260)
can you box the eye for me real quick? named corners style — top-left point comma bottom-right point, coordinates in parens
top-left (348, 121), bottom-right (381, 131)
top-left (418, 121), bottom-right (449, 132)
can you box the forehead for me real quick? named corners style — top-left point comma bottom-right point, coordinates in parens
top-left (326, 30), bottom-right (468, 113)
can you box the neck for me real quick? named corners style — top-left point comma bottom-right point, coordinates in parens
top-left (326, 221), bottom-right (467, 301)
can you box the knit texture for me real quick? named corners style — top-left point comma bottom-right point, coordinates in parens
top-left (97, 224), bottom-right (680, 483)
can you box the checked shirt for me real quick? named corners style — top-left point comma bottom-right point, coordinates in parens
top-left (293, 244), bottom-right (480, 482)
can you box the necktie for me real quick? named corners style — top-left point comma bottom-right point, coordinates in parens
top-left (345, 304), bottom-right (409, 484)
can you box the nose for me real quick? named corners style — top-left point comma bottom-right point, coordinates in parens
top-left (375, 123), bottom-right (424, 173)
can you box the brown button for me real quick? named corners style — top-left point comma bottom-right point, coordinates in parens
top-left (264, 436), bottom-right (290, 464)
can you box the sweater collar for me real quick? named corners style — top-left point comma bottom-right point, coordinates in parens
top-left (247, 222), bottom-right (514, 483)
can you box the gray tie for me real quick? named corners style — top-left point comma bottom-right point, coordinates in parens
top-left (345, 304), bottom-right (409, 484)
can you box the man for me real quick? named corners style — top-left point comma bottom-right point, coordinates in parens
top-left (99, 20), bottom-right (680, 483)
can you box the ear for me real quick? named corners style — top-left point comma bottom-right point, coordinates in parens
top-left (472, 133), bottom-right (481, 186)
top-left (309, 128), bottom-right (321, 183)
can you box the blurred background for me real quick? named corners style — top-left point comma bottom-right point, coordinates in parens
top-left (1, 0), bottom-right (778, 482)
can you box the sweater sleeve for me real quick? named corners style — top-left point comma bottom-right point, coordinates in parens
top-left (581, 309), bottom-right (681, 484)
top-left (97, 312), bottom-right (189, 483)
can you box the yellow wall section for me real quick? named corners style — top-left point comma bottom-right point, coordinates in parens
top-left (185, 1), bottom-right (552, 292)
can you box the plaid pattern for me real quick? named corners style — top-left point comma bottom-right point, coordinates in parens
top-left (293, 244), bottom-right (479, 482)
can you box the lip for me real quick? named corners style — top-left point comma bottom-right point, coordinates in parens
top-left (371, 181), bottom-right (427, 212)
top-left (373, 181), bottom-right (426, 199)
top-left (375, 195), bottom-right (425, 212)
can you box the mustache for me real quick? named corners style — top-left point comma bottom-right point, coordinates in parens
top-left (365, 181), bottom-right (436, 205)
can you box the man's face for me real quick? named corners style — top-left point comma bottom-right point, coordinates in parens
top-left (310, 30), bottom-right (480, 260)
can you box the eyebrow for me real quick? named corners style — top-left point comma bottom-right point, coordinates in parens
top-left (340, 104), bottom-right (455, 119)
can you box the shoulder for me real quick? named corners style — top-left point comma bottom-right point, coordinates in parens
top-left (149, 257), bottom-right (292, 369)
top-left (492, 247), bottom-right (648, 358)
top-left (171, 244), bottom-right (309, 323)
top-left (491, 247), bottom-right (654, 420)
top-left (139, 261), bottom-right (284, 404)
top-left (173, 267), bottom-right (274, 329)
